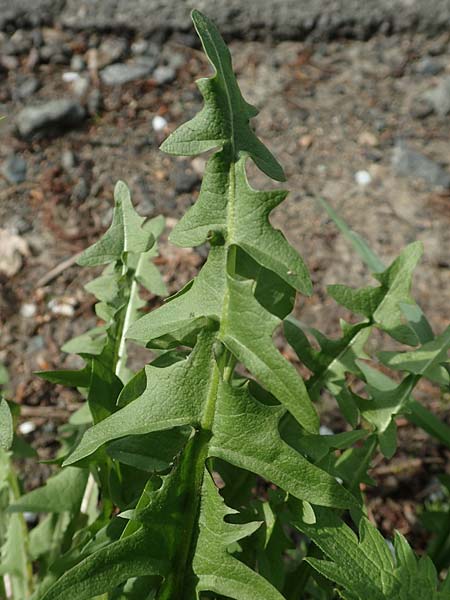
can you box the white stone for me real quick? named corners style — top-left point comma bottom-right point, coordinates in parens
top-left (19, 421), bottom-right (36, 435)
top-left (48, 299), bottom-right (75, 317)
top-left (355, 170), bottom-right (372, 186)
top-left (62, 71), bottom-right (80, 83)
top-left (20, 303), bottom-right (37, 318)
top-left (319, 425), bottom-right (333, 436)
top-left (152, 115), bottom-right (168, 132)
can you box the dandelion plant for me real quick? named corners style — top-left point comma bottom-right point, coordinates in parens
top-left (1, 9), bottom-right (450, 600)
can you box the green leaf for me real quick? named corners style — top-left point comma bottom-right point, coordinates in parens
top-left (64, 331), bottom-right (216, 465)
top-left (0, 398), bottom-right (13, 451)
top-left (355, 361), bottom-right (414, 448)
top-left (0, 510), bottom-right (32, 598)
top-left (78, 181), bottom-right (154, 266)
top-left (36, 365), bottom-right (92, 388)
top-left (285, 316), bottom-right (370, 424)
top-left (210, 381), bottom-right (356, 509)
top-left (161, 11), bottom-right (284, 182)
top-left (135, 254), bottom-right (168, 297)
top-left (317, 197), bottom-right (435, 346)
top-left (328, 242), bottom-right (423, 345)
top-left (399, 302), bottom-right (434, 345)
top-left (0, 450), bottom-right (32, 598)
top-left (62, 327), bottom-right (107, 356)
top-left (378, 325), bottom-right (450, 387)
top-left (293, 508), bottom-right (447, 600)
top-left (129, 251), bottom-right (318, 433)
top-left (220, 276), bottom-right (318, 433)
top-left (194, 471), bottom-right (285, 600)
top-left (40, 528), bottom-right (167, 600)
top-left (9, 467), bottom-right (88, 514)
top-left (171, 154), bottom-right (311, 294)
top-left (106, 428), bottom-right (190, 472)
top-left (128, 246), bottom-right (225, 349)
top-left (0, 363), bottom-right (9, 388)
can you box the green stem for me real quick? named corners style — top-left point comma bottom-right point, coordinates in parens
top-left (6, 459), bottom-right (33, 597)
top-left (115, 257), bottom-right (144, 382)
top-left (223, 353), bottom-right (237, 383)
top-left (157, 429), bottom-right (211, 600)
top-left (0, 577), bottom-right (7, 599)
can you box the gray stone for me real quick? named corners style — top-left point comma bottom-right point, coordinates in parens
top-left (97, 37), bottom-right (128, 68)
top-left (100, 61), bottom-right (154, 86)
top-left (392, 142), bottom-right (450, 189)
top-left (58, 0), bottom-right (450, 40)
top-left (39, 43), bottom-right (71, 64)
top-left (424, 76), bottom-right (450, 117)
top-left (72, 76), bottom-right (89, 97)
top-left (9, 29), bottom-right (32, 54)
top-left (49, 46), bottom-right (72, 65)
top-left (153, 65), bottom-right (176, 85)
top-left (87, 88), bottom-right (102, 115)
top-left (61, 149), bottom-right (77, 170)
top-left (72, 178), bottom-right (89, 201)
top-left (16, 77), bottom-right (40, 100)
top-left (414, 57), bottom-right (444, 76)
top-left (70, 54), bottom-right (86, 71)
top-left (131, 39), bottom-right (149, 55)
top-left (167, 52), bottom-right (185, 71)
top-left (1, 55), bottom-right (19, 70)
top-left (1, 154), bottom-right (27, 184)
top-left (17, 99), bottom-right (86, 138)
top-left (410, 97), bottom-right (434, 119)
top-left (3, 0), bottom-right (450, 40)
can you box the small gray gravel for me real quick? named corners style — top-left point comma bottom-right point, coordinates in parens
top-left (2, 0), bottom-right (450, 40)
top-left (424, 76), bottom-right (450, 117)
top-left (1, 154), bottom-right (27, 184)
top-left (100, 60), bottom-right (155, 86)
top-left (16, 98), bottom-right (86, 138)
top-left (392, 142), bottom-right (450, 189)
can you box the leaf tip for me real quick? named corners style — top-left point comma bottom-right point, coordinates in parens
top-left (114, 179), bottom-right (131, 204)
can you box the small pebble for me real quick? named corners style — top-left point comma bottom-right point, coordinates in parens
top-left (392, 142), bottom-right (450, 189)
top-left (152, 115), bottom-right (168, 131)
top-left (355, 170), bottom-right (372, 186)
top-left (48, 299), bottom-right (75, 317)
top-left (61, 149), bottom-right (77, 170)
top-left (72, 76), bottom-right (90, 97)
top-left (2, 154), bottom-right (27, 184)
top-left (19, 421), bottom-right (36, 435)
top-left (62, 71), bottom-right (80, 83)
top-left (131, 39), bottom-right (149, 55)
top-left (28, 335), bottom-right (44, 352)
top-left (1, 55), bottom-right (19, 70)
top-left (24, 512), bottom-right (38, 525)
top-left (153, 65), bottom-right (176, 85)
top-left (424, 76), bottom-right (450, 117)
top-left (319, 425), bottom-right (333, 436)
top-left (17, 99), bottom-right (86, 138)
top-left (87, 88), bottom-right (102, 115)
top-left (70, 54), bottom-right (86, 72)
top-left (20, 303), bottom-right (37, 318)
top-left (100, 61), bottom-right (154, 86)
top-left (16, 77), bottom-right (40, 100)
top-left (358, 131), bottom-right (378, 146)
top-left (414, 57), bottom-right (444, 76)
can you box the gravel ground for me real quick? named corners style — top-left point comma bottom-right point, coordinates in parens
top-left (0, 13), bottom-right (449, 544)
top-left (2, 0), bottom-right (450, 40)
